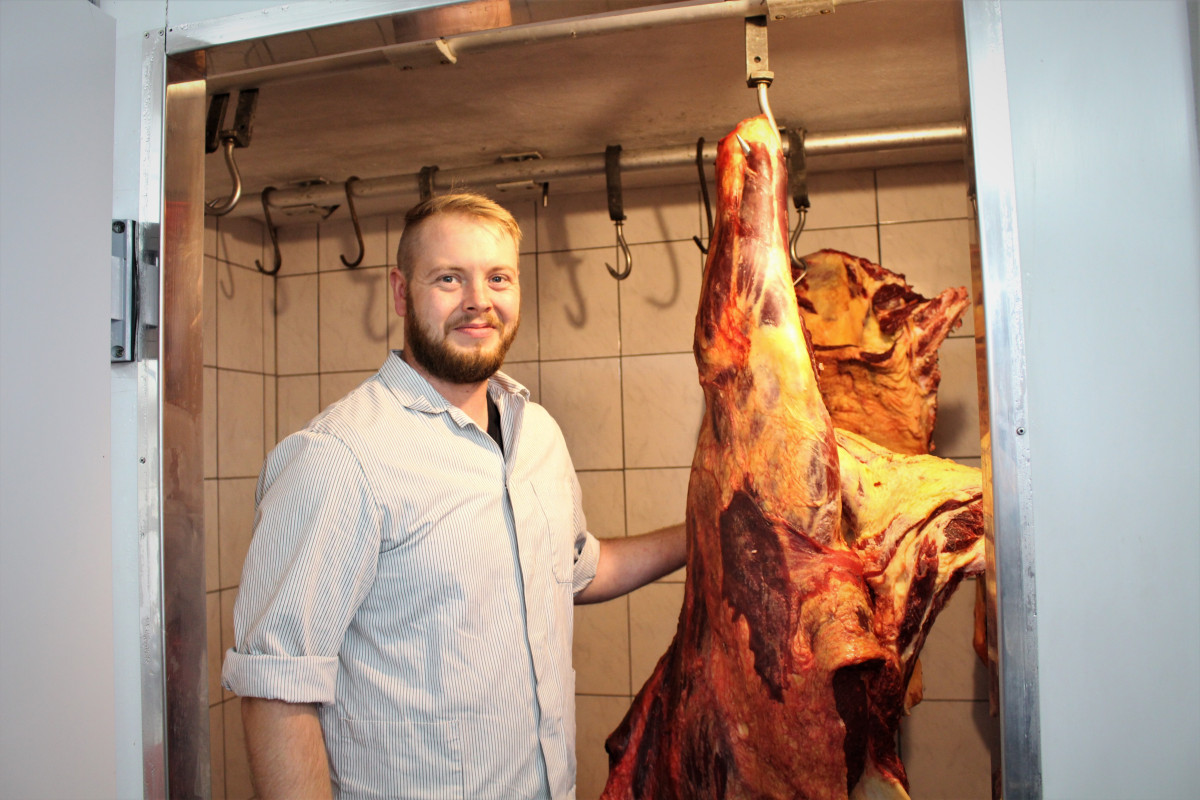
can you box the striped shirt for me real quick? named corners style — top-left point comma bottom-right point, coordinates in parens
top-left (222, 352), bottom-right (600, 800)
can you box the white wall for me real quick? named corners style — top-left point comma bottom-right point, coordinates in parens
top-left (998, 0), bottom-right (1200, 796)
top-left (0, 2), bottom-right (117, 797)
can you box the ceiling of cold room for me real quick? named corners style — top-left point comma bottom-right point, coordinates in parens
top-left (198, 0), bottom-right (970, 221)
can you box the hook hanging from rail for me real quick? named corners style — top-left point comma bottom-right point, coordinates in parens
top-left (340, 177), bottom-right (365, 268)
top-left (745, 15), bottom-right (777, 132)
top-left (786, 127), bottom-right (811, 282)
top-left (204, 89), bottom-right (259, 216)
top-left (604, 145), bottom-right (632, 280)
top-left (693, 137), bottom-right (713, 255)
top-left (255, 187), bottom-right (282, 275)
top-left (206, 138), bottom-right (243, 216)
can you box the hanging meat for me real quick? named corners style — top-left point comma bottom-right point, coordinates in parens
top-left (794, 249), bottom-right (969, 456)
top-left (600, 116), bottom-right (984, 800)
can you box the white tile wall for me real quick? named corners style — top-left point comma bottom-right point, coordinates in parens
top-left (537, 250), bottom-right (621, 360)
top-left (203, 367), bottom-right (217, 479)
top-left (204, 480), bottom-right (219, 593)
top-left (204, 161), bottom-right (991, 797)
top-left (275, 274), bottom-right (319, 375)
top-left (216, 263), bottom-right (264, 373)
top-left (215, 370), bottom-right (264, 479)
top-left (274, 222), bottom-right (318, 277)
top-left (318, 214), bottom-right (388, 271)
top-left (618, 240), bottom-right (703, 356)
top-left (628, 582), bottom-right (685, 690)
top-left (573, 599), bottom-right (631, 696)
top-left (577, 470), bottom-right (626, 540)
top-left (877, 162), bottom-right (972, 224)
top-left (501, 360), bottom-right (540, 404)
top-left (507, 253), bottom-right (540, 363)
top-left (203, 257), bottom-right (217, 366)
top-left (574, 695), bottom-right (630, 800)
top-left (799, 225), bottom-right (880, 263)
top-left (880, 219), bottom-right (975, 337)
top-left (320, 370), bottom-right (376, 410)
top-left (215, 215), bottom-right (264, 271)
top-left (802, 169), bottom-right (878, 230)
top-left (276, 374), bottom-right (320, 443)
top-left (317, 267), bottom-right (390, 373)
top-left (539, 358), bottom-right (624, 471)
top-left (620, 353), bottom-right (704, 469)
top-left (217, 477), bottom-right (256, 590)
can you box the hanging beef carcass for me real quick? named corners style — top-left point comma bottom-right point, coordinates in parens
top-left (794, 249), bottom-right (970, 456)
top-left (834, 428), bottom-right (985, 795)
top-left (600, 116), bottom-right (985, 800)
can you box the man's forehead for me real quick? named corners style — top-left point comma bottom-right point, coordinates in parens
top-left (410, 215), bottom-right (519, 273)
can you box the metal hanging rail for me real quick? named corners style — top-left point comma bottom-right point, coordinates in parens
top-left (253, 120), bottom-right (967, 213)
top-left (204, 0), bottom-right (874, 93)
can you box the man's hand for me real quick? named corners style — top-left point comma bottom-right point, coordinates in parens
top-left (242, 697), bottom-right (332, 800)
top-left (575, 522), bottom-right (686, 604)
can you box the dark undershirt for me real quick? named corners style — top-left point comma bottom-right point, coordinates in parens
top-left (486, 394), bottom-right (503, 453)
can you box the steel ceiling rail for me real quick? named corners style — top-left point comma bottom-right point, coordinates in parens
top-left (205, 0), bottom-right (873, 93)
top-left (255, 120), bottom-right (966, 212)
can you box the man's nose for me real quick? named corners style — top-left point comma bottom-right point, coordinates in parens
top-left (461, 276), bottom-right (493, 311)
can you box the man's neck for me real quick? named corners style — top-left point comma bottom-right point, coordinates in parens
top-left (402, 351), bottom-right (491, 429)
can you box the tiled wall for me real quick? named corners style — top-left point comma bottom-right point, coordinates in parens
top-left (203, 160), bottom-right (997, 799)
top-left (203, 213), bottom-right (272, 800)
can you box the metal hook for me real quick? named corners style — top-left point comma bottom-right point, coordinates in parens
top-left (205, 137), bottom-right (242, 216)
top-left (785, 127), bottom-right (810, 282)
top-left (607, 221), bottom-right (633, 280)
top-left (790, 212), bottom-right (809, 285)
top-left (692, 137), bottom-right (713, 255)
top-left (746, 15), bottom-right (777, 132)
top-left (755, 80), bottom-right (777, 133)
top-left (340, 176), bottom-right (364, 268)
top-left (255, 187), bottom-right (282, 275)
top-left (603, 145), bottom-right (633, 280)
top-left (204, 89), bottom-right (257, 217)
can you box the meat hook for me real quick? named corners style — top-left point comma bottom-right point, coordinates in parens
top-left (255, 187), bottom-right (282, 276)
top-left (604, 145), bottom-right (633, 280)
top-left (607, 221), bottom-right (633, 281)
top-left (204, 89), bottom-right (258, 216)
top-left (692, 137), bottom-right (713, 256)
top-left (790, 218), bottom-right (809, 285)
top-left (755, 80), bottom-right (777, 133)
top-left (786, 127), bottom-right (811, 282)
top-left (205, 137), bottom-right (242, 216)
top-left (339, 176), bottom-right (365, 268)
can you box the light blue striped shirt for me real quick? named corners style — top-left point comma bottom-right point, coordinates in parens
top-left (222, 352), bottom-right (600, 800)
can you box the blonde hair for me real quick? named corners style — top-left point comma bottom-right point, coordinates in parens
top-left (396, 192), bottom-right (522, 279)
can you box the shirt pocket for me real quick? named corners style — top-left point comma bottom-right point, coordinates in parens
top-left (332, 718), bottom-right (463, 800)
top-left (530, 476), bottom-right (575, 584)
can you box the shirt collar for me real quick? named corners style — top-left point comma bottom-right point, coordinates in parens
top-left (380, 350), bottom-right (530, 419)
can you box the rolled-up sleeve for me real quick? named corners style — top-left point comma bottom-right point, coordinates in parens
top-left (567, 468), bottom-right (601, 597)
top-left (221, 430), bottom-right (380, 704)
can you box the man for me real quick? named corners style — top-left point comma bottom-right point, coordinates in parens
top-left (222, 193), bottom-right (686, 800)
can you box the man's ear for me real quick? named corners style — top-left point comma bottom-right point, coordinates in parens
top-left (389, 267), bottom-right (407, 317)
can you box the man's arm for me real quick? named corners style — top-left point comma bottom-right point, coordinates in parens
top-left (574, 523), bottom-right (687, 604)
top-left (242, 697), bottom-right (333, 800)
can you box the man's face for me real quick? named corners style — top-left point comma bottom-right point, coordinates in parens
top-left (390, 213), bottom-right (521, 386)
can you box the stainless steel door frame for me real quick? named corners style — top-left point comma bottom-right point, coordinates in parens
top-left (962, 1), bottom-right (1042, 797)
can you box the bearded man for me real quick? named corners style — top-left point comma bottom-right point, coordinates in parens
top-left (222, 193), bottom-right (685, 800)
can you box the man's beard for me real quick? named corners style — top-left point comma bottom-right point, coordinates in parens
top-left (404, 297), bottom-right (519, 385)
